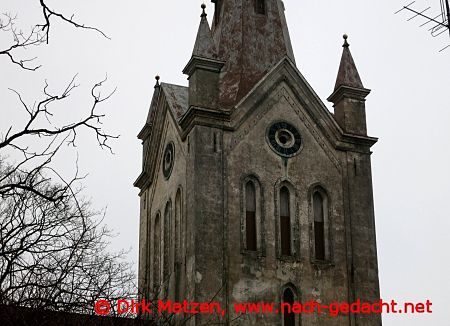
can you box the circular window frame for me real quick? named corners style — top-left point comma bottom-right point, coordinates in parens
top-left (266, 121), bottom-right (303, 158)
top-left (162, 142), bottom-right (175, 180)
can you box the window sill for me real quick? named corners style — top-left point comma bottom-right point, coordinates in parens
top-left (311, 259), bottom-right (335, 270)
top-left (241, 250), bottom-right (265, 259)
top-left (277, 255), bottom-right (301, 263)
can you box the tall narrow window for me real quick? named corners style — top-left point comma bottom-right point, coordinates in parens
top-left (213, 0), bottom-right (221, 25)
top-left (280, 187), bottom-right (291, 256)
top-left (245, 181), bottom-right (257, 251)
top-left (256, 0), bottom-right (266, 15)
top-left (163, 202), bottom-right (171, 288)
top-left (174, 190), bottom-right (182, 302)
top-left (313, 192), bottom-right (325, 261)
top-left (153, 214), bottom-right (161, 289)
top-left (282, 288), bottom-right (295, 326)
top-left (146, 214), bottom-right (151, 295)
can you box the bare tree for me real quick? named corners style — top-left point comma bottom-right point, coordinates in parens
top-left (0, 0), bottom-right (137, 316)
top-left (0, 160), bottom-right (135, 313)
top-left (0, 0), bottom-right (109, 71)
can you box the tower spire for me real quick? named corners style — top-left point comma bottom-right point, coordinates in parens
top-left (209, 0), bottom-right (296, 108)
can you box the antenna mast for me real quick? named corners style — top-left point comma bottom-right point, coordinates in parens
top-left (396, 0), bottom-right (450, 51)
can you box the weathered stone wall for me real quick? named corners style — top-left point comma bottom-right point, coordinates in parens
top-left (185, 125), bottom-right (226, 325)
top-left (224, 82), bottom-right (350, 325)
top-left (139, 107), bottom-right (188, 303)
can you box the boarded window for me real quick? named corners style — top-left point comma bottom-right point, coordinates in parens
top-left (245, 181), bottom-right (257, 251)
top-left (313, 192), bottom-right (325, 260)
top-left (283, 288), bottom-right (295, 326)
top-left (280, 187), bottom-right (291, 256)
top-left (256, 0), bottom-right (266, 15)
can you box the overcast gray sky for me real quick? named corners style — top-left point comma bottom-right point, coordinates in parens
top-left (1, 0), bottom-right (449, 325)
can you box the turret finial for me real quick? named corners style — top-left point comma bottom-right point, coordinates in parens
top-left (201, 3), bottom-right (207, 17)
top-left (343, 34), bottom-right (349, 47)
top-left (155, 75), bottom-right (160, 87)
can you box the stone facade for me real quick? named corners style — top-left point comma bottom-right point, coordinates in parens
top-left (135, 1), bottom-right (381, 325)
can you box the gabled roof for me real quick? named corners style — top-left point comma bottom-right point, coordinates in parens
top-left (229, 57), bottom-right (377, 153)
top-left (161, 83), bottom-right (189, 121)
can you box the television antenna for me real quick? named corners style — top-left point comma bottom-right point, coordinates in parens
top-left (395, 0), bottom-right (450, 52)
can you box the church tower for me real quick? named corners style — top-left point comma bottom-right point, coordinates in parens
top-left (135, 1), bottom-right (381, 325)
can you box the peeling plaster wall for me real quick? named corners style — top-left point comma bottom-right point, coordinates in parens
top-left (224, 83), bottom-right (350, 325)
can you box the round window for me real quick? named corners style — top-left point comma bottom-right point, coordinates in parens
top-left (267, 122), bottom-right (302, 157)
top-left (163, 142), bottom-right (175, 179)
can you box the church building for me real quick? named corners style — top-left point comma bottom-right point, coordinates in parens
top-left (135, 1), bottom-right (381, 325)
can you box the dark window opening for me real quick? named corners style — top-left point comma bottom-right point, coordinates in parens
top-left (174, 262), bottom-right (181, 302)
top-left (283, 288), bottom-right (295, 326)
top-left (245, 181), bottom-right (257, 251)
top-left (280, 186), bottom-right (291, 256)
top-left (213, 0), bottom-right (221, 25)
top-left (313, 192), bottom-right (325, 261)
top-left (163, 202), bottom-right (171, 285)
top-left (174, 190), bottom-right (182, 301)
top-left (256, 0), bottom-right (266, 15)
top-left (153, 214), bottom-right (161, 289)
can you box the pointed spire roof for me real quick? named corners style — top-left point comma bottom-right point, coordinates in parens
top-left (192, 4), bottom-right (216, 58)
top-left (209, 0), bottom-right (297, 108)
top-left (144, 75), bottom-right (161, 126)
top-left (328, 35), bottom-right (370, 105)
top-left (333, 34), bottom-right (364, 91)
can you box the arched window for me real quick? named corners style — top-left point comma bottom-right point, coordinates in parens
top-left (313, 191), bottom-right (326, 261)
top-left (241, 176), bottom-right (264, 254)
top-left (174, 190), bottom-right (182, 302)
top-left (282, 288), bottom-right (295, 326)
top-left (153, 213), bottom-right (161, 289)
top-left (163, 202), bottom-right (171, 289)
top-left (245, 181), bottom-right (257, 251)
top-left (280, 186), bottom-right (291, 256)
top-left (256, 0), bottom-right (266, 15)
top-left (146, 212), bottom-right (151, 295)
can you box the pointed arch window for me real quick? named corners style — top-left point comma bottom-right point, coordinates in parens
top-left (174, 189), bottom-right (182, 302)
top-left (241, 176), bottom-right (264, 254)
top-left (280, 186), bottom-right (291, 256)
top-left (313, 192), bottom-right (325, 260)
top-left (310, 187), bottom-right (331, 263)
top-left (282, 287), bottom-right (296, 326)
top-left (245, 181), bottom-right (257, 251)
top-left (153, 213), bottom-right (161, 290)
top-left (255, 0), bottom-right (266, 15)
top-left (163, 201), bottom-right (171, 289)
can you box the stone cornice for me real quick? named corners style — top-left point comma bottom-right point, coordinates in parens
top-left (137, 123), bottom-right (152, 141)
top-left (327, 85), bottom-right (371, 105)
top-left (179, 105), bottom-right (232, 139)
top-left (182, 56), bottom-right (225, 77)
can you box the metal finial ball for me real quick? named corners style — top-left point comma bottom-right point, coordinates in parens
top-left (343, 34), bottom-right (348, 40)
top-left (201, 3), bottom-right (206, 10)
top-left (155, 75), bottom-right (160, 81)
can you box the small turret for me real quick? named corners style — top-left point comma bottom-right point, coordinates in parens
top-left (328, 35), bottom-right (371, 136)
top-left (183, 4), bottom-right (224, 110)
